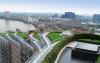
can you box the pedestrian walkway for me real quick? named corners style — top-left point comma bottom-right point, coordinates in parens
top-left (67, 42), bottom-right (79, 48)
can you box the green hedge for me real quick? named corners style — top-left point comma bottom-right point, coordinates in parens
top-left (42, 33), bottom-right (100, 63)
top-left (96, 55), bottom-right (100, 63)
top-left (78, 39), bottom-right (100, 44)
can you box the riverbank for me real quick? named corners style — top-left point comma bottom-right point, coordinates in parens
top-left (0, 19), bottom-right (36, 32)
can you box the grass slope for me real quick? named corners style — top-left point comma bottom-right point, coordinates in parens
top-left (47, 32), bottom-right (64, 42)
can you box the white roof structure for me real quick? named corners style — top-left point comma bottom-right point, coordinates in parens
top-left (61, 31), bottom-right (73, 36)
top-left (94, 29), bottom-right (100, 35)
top-left (76, 42), bottom-right (98, 52)
top-left (94, 33), bottom-right (100, 35)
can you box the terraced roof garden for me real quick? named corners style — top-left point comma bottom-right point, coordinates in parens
top-left (17, 32), bottom-right (28, 39)
top-left (8, 32), bottom-right (15, 36)
top-left (33, 32), bottom-right (40, 40)
top-left (0, 33), bottom-right (5, 36)
top-left (17, 32), bottom-right (32, 44)
top-left (42, 33), bottom-right (100, 63)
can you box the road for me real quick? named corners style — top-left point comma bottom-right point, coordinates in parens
top-left (29, 34), bottom-right (42, 51)
top-left (42, 32), bottom-right (52, 46)
top-left (27, 43), bottom-right (57, 63)
top-left (26, 32), bottom-right (58, 63)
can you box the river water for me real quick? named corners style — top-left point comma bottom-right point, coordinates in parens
top-left (0, 19), bottom-right (36, 32)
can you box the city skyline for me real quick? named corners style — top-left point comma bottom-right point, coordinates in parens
top-left (0, 0), bottom-right (100, 15)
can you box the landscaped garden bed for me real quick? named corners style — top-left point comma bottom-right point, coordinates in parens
top-left (33, 32), bottom-right (40, 40)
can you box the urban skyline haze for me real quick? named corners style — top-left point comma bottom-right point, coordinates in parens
top-left (0, 0), bottom-right (100, 15)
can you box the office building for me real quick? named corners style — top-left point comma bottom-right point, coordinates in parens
top-left (0, 34), bottom-right (35, 63)
top-left (9, 34), bottom-right (34, 63)
top-left (0, 36), bottom-right (11, 63)
top-left (61, 12), bottom-right (76, 19)
top-left (93, 14), bottom-right (100, 23)
top-left (5, 11), bottom-right (10, 19)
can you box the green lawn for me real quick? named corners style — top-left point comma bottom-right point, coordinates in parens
top-left (33, 32), bottom-right (40, 40)
top-left (17, 32), bottom-right (28, 39)
top-left (47, 32), bottom-right (64, 42)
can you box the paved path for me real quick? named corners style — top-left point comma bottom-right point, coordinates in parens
top-left (28, 43), bottom-right (57, 63)
top-left (58, 48), bottom-right (72, 63)
top-left (42, 32), bottom-right (52, 46)
top-left (26, 32), bottom-right (58, 63)
top-left (29, 34), bottom-right (42, 51)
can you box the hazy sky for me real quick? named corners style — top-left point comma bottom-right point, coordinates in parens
top-left (0, 0), bottom-right (100, 15)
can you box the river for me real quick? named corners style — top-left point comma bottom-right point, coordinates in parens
top-left (0, 19), bottom-right (36, 32)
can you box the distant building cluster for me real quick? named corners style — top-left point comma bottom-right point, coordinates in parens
top-left (93, 14), bottom-right (100, 23)
top-left (1, 11), bottom-right (99, 23)
top-left (0, 11), bottom-right (39, 23)
top-left (61, 12), bottom-right (76, 19)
